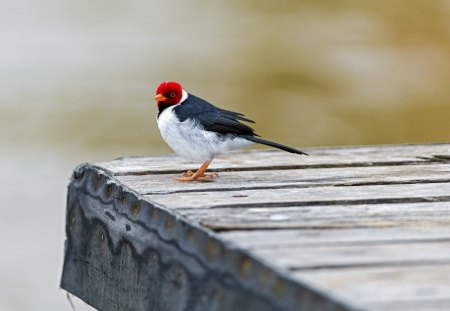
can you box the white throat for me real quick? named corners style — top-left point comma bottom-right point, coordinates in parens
top-left (179, 89), bottom-right (188, 104)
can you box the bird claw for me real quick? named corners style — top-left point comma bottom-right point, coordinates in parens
top-left (181, 170), bottom-right (195, 177)
top-left (176, 172), bottom-right (218, 182)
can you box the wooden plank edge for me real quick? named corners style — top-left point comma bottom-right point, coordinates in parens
top-left (60, 163), bottom-right (358, 311)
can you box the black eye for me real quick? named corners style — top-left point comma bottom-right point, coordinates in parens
top-left (169, 92), bottom-right (176, 98)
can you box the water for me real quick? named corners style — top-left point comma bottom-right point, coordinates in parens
top-left (1, 1), bottom-right (449, 310)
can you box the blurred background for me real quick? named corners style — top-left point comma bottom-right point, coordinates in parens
top-left (1, 1), bottom-right (449, 310)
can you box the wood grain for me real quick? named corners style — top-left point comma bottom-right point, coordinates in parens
top-left (97, 144), bottom-right (450, 175)
top-left (294, 265), bottom-right (450, 310)
top-left (84, 143), bottom-right (450, 311)
top-left (116, 163), bottom-right (450, 195)
top-left (217, 226), bottom-right (450, 247)
top-left (144, 182), bottom-right (450, 210)
top-left (251, 240), bottom-right (450, 269)
top-left (182, 202), bottom-right (450, 230)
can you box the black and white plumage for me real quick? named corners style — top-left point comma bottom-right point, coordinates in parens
top-left (154, 81), bottom-right (307, 181)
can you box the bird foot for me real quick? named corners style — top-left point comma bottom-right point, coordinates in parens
top-left (181, 170), bottom-right (195, 177)
top-left (177, 171), bottom-right (218, 182)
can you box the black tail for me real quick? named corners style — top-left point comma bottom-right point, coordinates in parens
top-left (242, 135), bottom-right (308, 155)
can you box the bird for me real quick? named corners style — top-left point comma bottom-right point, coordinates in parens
top-left (154, 81), bottom-right (308, 182)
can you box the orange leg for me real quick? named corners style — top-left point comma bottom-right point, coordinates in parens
top-left (177, 160), bottom-right (218, 182)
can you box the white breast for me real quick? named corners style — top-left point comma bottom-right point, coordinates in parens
top-left (157, 105), bottom-right (252, 162)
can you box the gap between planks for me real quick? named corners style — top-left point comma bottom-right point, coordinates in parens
top-left (197, 196), bottom-right (450, 210)
top-left (289, 259), bottom-right (450, 271)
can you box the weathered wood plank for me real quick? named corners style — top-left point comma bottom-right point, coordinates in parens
top-left (217, 227), bottom-right (450, 248)
top-left (97, 144), bottom-right (450, 175)
top-left (63, 144), bottom-right (450, 311)
top-left (116, 163), bottom-right (450, 195)
top-left (180, 202), bottom-right (450, 230)
top-left (293, 265), bottom-right (450, 310)
top-left (143, 182), bottom-right (450, 210)
top-left (61, 165), bottom-right (354, 311)
top-left (366, 300), bottom-right (450, 311)
top-left (250, 241), bottom-right (450, 269)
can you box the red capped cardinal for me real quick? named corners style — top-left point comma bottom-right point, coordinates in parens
top-left (154, 81), bottom-right (307, 182)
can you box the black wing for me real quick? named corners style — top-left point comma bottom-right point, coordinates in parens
top-left (174, 93), bottom-right (258, 136)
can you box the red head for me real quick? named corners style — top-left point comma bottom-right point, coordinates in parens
top-left (154, 82), bottom-right (183, 108)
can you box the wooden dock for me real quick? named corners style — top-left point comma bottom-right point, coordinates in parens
top-left (61, 144), bottom-right (450, 311)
